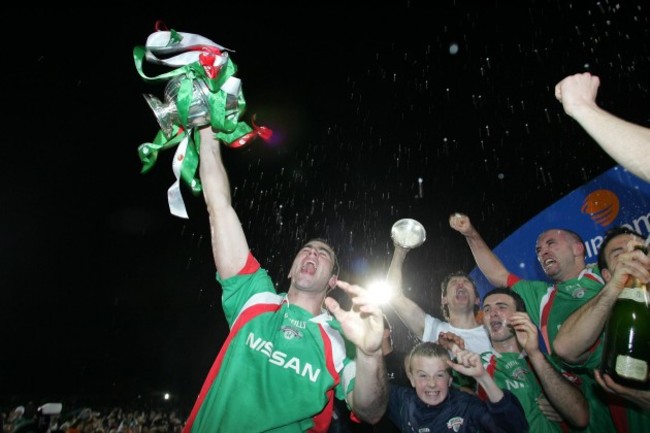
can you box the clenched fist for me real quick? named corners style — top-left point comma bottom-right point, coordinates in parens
top-left (449, 212), bottom-right (475, 236)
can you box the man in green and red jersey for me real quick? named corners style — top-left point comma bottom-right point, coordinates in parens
top-left (480, 287), bottom-right (588, 432)
top-left (554, 226), bottom-right (650, 430)
top-left (449, 213), bottom-right (618, 432)
top-left (181, 126), bottom-right (388, 433)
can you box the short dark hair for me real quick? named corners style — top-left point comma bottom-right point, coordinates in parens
top-left (597, 226), bottom-right (645, 271)
top-left (538, 228), bottom-right (587, 258)
top-left (440, 271), bottom-right (480, 320)
top-left (482, 287), bottom-right (526, 312)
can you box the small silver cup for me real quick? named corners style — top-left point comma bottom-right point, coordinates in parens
top-left (391, 218), bottom-right (426, 249)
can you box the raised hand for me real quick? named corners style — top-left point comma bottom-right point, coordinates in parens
top-left (510, 312), bottom-right (540, 355)
top-left (325, 280), bottom-right (384, 356)
top-left (448, 347), bottom-right (484, 379)
top-left (449, 213), bottom-right (475, 236)
top-left (438, 331), bottom-right (466, 352)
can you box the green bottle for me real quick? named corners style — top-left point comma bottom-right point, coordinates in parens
top-left (600, 246), bottom-right (650, 390)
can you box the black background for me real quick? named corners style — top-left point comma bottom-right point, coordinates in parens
top-left (2, 1), bottom-right (649, 411)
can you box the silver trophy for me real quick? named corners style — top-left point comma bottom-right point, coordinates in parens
top-left (391, 218), bottom-right (426, 249)
top-left (143, 74), bottom-right (238, 138)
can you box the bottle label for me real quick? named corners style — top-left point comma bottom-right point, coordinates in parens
top-left (618, 286), bottom-right (650, 304)
top-left (615, 355), bottom-right (648, 381)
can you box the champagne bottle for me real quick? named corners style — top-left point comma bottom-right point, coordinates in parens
top-left (600, 245), bottom-right (650, 390)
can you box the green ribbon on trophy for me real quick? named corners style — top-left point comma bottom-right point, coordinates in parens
top-left (133, 21), bottom-right (271, 218)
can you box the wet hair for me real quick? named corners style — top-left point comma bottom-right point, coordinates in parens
top-left (537, 228), bottom-right (586, 258)
top-left (303, 238), bottom-right (340, 276)
top-left (407, 341), bottom-right (451, 374)
top-left (597, 226), bottom-right (646, 271)
top-left (440, 271), bottom-right (480, 320)
top-left (482, 287), bottom-right (526, 312)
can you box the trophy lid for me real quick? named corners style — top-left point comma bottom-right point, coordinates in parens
top-left (391, 218), bottom-right (426, 249)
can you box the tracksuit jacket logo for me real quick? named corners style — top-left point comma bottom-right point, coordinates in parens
top-left (446, 416), bottom-right (464, 432)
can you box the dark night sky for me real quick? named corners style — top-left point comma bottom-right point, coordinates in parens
top-left (2, 1), bottom-right (649, 411)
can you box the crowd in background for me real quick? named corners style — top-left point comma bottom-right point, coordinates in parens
top-left (1, 401), bottom-right (186, 433)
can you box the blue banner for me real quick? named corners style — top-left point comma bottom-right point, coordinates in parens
top-left (470, 165), bottom-right (650, 297)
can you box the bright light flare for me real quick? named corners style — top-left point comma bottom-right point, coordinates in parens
top-left (367, 280), bottom-right (395, 305)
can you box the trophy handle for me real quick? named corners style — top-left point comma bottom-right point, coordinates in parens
top-left (143, 93), bottom-right (175, 137)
